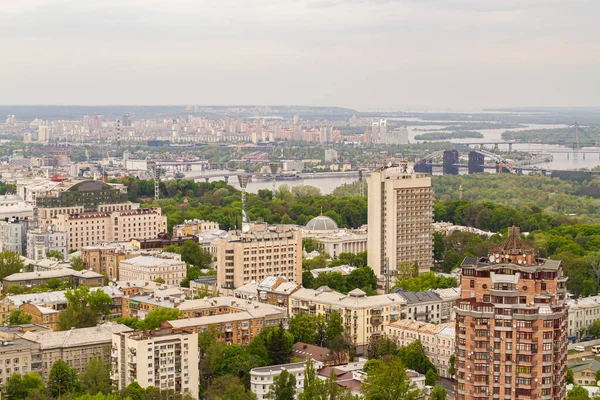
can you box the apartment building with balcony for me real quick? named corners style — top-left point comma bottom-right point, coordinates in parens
top-left (455, 227), bottom-right (568, 400)
top-left (367, 161), bottom-right (434, 277)
top-left (111, 328), bottom-right (198, 399)
top-left (289, 286), bottom-right (407, 353)
top-left (217, 223), bottom-right (302, 289)
top-left (22, 322), bottom-right (132, 379)
top-left (385, 320), bottom-right (455, 378)
top-left (233, 276), bottom-right (302, 309)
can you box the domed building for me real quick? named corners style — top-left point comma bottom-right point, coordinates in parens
top-left (302, 215), bottom-right (367, 259)
top-left (304, 215), bottom-right (339, 233)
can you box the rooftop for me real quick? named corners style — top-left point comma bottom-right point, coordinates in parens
top-left (23, 322), bottom-right (132, 349)
top-left (291, 287), bottom-right (406, 309)
top-left (120, 255), bottom-right (185, 267)
top-left (391, 289), bottom-right (443, 304)
top-left (3, 268), bottom-right (103, 282)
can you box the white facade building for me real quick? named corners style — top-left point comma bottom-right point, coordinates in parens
top-left (385, 320), bottom-right (456, 378)
top-left (118, 255), bottom-right (186, 286)
top-left (250, 361), bottom-right (322, 400)
top-left (26, 227), bottom-right (68, 261)
top-left (567, 295), bottom-right (600, 337)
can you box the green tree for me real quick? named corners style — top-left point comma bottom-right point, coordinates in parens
top-left (266, 370), bottom-right (296, 400)
top-left (142, 307), bottom-right (182, 330)
top-left (59, 287), bottom-right (113, 330)
top-left (181, 241), bottom-right (212, 267)
top-left (567, 367), bottom-right (574, 384)
top-left (46, 250), bottom-right (64, 260)
top-left (425, 369), bottom-right (438, 386)
top-left (267, 324), bottom-right (293, 365)
top-left (596, 368), bottom-right (600, 384)
top-left (9, 309), bottom-right (32, 325)
top-left (288, 313), bottom-right (317, 344)
top-left (80, 357), bottom-right (112, 395)
top-left (431, 385), bottom-right (447, 400)
top-left (299, 359), bottom-right (326, 400)
top-left (567, 386), bottom-right (590, 400)
top-left (71, 257), bottom-right (86, 271)
top-left (122, 382), bottom-right (145, 400)
top-left (362, 355), bottom-right (421, 400)
top-left (4, 372), bottom-right (46, 400)
top-left (48, 359), bottom-right (80, 398)
top-left (448, 354), bottom-right (456, 378)
top-left (325, 311), bottom-right (344, 347)
top-left (0, 250), bottom-right (24, 280)
top-left (396, 340), bottom-right (436, 374)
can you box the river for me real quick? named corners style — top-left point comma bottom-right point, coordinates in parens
top-left (195, 118), bottom-right (600, 194)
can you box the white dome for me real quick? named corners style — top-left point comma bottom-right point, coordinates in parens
top-left (305, 215), bottom-right (338, 231)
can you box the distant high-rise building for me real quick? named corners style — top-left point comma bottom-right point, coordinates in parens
top-left (455, 226), bottom-right (568, 400)
top-left (367, 161), bottom-right (434, 281)
top-left (92, 114), bottom-right (102, 129)
top-left (38, 124), bottom-right (49, 144)
top-left (122, 114), bottom-right (131, 127)
top-left (319, 126), bottom-right (333, 143)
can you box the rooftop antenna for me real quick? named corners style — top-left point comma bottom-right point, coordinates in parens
top-left (237, 173), bottom-right (251, 225)
top-left (269, 162), bottom-right (279, 195)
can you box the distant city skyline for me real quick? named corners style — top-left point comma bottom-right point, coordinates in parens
top-left (1, 0), bottom-right (599, 110)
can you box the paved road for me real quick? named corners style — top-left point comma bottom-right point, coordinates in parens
top-left (568, 350), bottom-right (593, 360)
top-left (439, 378), bottom-right (455, 400)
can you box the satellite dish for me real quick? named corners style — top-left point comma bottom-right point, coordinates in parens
top-left (242, 224), bottom-right (250, 233)
top-left (518, 259), bottom-right (522, 265)
top-left (489, 256), bottom-right (495, 263)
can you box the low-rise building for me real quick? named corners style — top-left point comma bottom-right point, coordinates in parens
top-left (0, 338), bottom-right (42, 386)
top-left (22, 322), bottom-right (132, 379)
top-left (81, 242), bottom-right (138, 280)
top-left (0, 219), bottom-right (29, 255)
top-left (567, 295), bottom-right (600, 338)
top-left (568, 359), bottom-right (600, 386)
top-left (9, 286), bottom-right (124, 321)
top-left (118, 255), bottom-right (186, 286)
top-left (19, 303), bottom-right (60, 331)
top-left (165, 299), bottom-right (287, 347)
top-left (302, 217), bottom-right (368, 259)
top-left (130, 233), bottom-right (200, 251)
top-left (292, 342), bottom-right (343, 366)
top-left (173, 219), bottom-right (219, 237)
top-left (250, 361), bottom-right (322, 400)
top-left (233, 276), bottom-right (301, 308)
top-left (26, 227), bottom-right (68, 261)
top-left (289, 287), bottom-right (407, 353)
top-left (111, 328), bottom-right (199, 399)
top-left (392, 288), bottom-right (458, 324)
top-left (385, 320), bottom-right (455, 378)
top-left (2, 269), bottom-right (104, 292)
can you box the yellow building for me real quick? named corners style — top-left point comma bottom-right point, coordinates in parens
top-left (289, 287), bottom-right (407, 353)
top-left (217, 223), bottom-right (302, 289)
top-left (173, 219), bottom-right (219, 237)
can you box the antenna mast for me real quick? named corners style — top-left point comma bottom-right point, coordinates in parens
top-left (269, 162), bottom-right (279, 195)
top-left (237, 173), bottom-right (251, 223)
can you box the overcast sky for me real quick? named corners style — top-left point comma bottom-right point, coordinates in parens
top-left (1, 0), bottom-right (599, 111)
